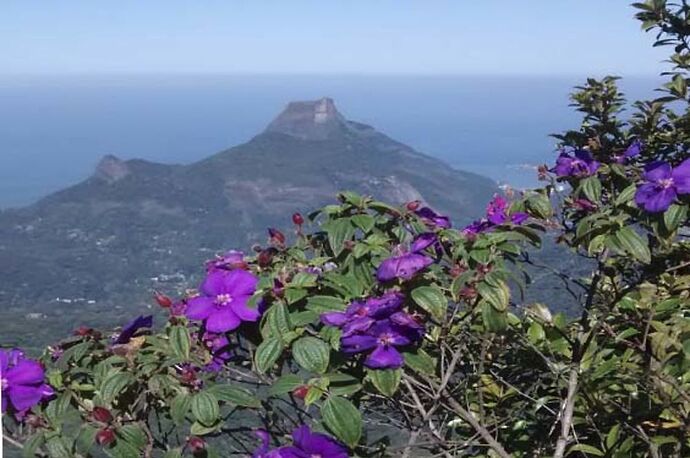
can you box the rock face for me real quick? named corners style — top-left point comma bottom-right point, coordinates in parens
top-left (94, 155), bottom-right (130, 183)
top-left (0, 98), bottom-right (497, 349)
top-left (265, 97), bottom-right (346, 140)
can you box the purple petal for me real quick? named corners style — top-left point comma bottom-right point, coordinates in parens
top-left (0, 349), bottom-right (8, 374)
top-left (206, 308), bottom-right (242, 333)
top-left (364, 345), bottom-right (404, 369)
top-left (510, 212), bottom-right (529, 224)
top-left (395, 253), bottom-right (434, 280)
top-left (341, 317), bottom-right (375, 337)
top-left (341, 334), bottom-right (377, 354)
top-left (229, 296), bottom-right (261, 322)
top-left (635, 183), bottom-right (676, 213)
top-left (226, 269), bottom-right (260, 297)
top-left (375, 257), bottom-right (399, 282)
top-left (415, 207), bottom-right (452, 228)
top-left (365, 292), bottom-right (404, 318)
top-left (200, 270), bottom-right (231, 296)
top-left (5, 360), bottom-right (44, 385)
top-left (410, 233), bottom-right (437, 253)
top-left (672, 158), bottom-right (690, 194)
top-left (8, 385), bottom-right (45, 412)
top-left (114, 315), bottom-right (153, 344)
top-left (320, 312), bottom-right (348, 327)
top-left (293, 425), bottom-right (349, 457)
top-left (552, 154), bottom-right (574, 176)
top-left (643, 161), bottom-right (672, 182)
top-left (185, 296), bottom-right (216, 320)
top-left (624, 140), bottom-right (642, 158)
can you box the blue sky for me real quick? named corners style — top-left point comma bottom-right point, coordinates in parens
top-left (0, 1), bottom-right (666, 76)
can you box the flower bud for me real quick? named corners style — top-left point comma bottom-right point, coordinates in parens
top-left (96, 428), bottom-right (116, 447)
top-left (268, 228), bottom-right (286, 246)
top-left (292, 385), bottom-right (309, 400)
top-left (92, 406), bottom-right (113, 423)
top-left (187, 436), bottom-right (206, 454)
top-left (292, 212), bottom-right (304, 225)
top-left (406, 200), bottom-right (421, 211)
top-left (74, 326), bottom-right (93, 337)
top-left (154, 291), bottom-right (172, 308)
top-left (257, 248), bottom-right (276, 268)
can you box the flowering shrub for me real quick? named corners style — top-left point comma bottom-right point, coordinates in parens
top-left (3, 2), bottom-right (690, 456)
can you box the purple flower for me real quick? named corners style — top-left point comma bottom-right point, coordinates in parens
top-left (186, 269), bottom-right (260, 333)
top-left (635, 159), bottom-right (690, 213)
top-left (206, 250), bottom-right (246, 271)
top-left (254, 426), bottom-right (349, 458)
top-left (341, 320), bottom-right (417, 369)
top-left (321, 292), bottom-right (404, 336)
top-left (1, 349), bottom-right (54, 415)
top-left (463, 195), bottom-right (529, 235)
top-left (615, 140), bottom-right (642, 163)
top-left (202, 333), bottom-right (233, 372)
top-left (376, 233), bottom-right (439, 282)
top-left (552, 149), bottom-right (600, 177)
top-left (113, 315), bottom-right (153, 344)
top-left (485, 195), bottom-right (529, 225)
top-left (415, 207), bottom-right (452, 229)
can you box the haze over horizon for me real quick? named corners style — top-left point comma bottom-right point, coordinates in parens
top-left (1, 1), bottom-right (667, 77)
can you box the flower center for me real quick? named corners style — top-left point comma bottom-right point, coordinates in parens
top-left (355, 306), bottom-right (368, 317)
top-left (311, 455), bottom-right (322, 458)
top-left (378, 332), bottom-right (394, 345)
top-left (659, 178), bottom-right (674, 188)
top-left (1, 377), bottom-right (8, 390)
top-left (215, 293), bottom-right (233, 306)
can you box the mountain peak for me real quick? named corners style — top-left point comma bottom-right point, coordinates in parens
top-left (94, 154), bottom-right (130, 183)
top-left (264, 97), bottom-right (346, 140)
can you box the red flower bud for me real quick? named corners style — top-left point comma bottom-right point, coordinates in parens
top-left (292, 212), bottom-right (304, 225)
top-left (96, 428), bottom-right (116, 447)
top-left (292, 385), bottom-right (309, 399)
top-left (343, 240), bottom-right (355, 251)
top-left (257, 248), bottom-right (276, 268)
top-left (74, 326), bottom-right (93, 337)
top-left (450, 264), bottom-right (466, 277)
top-left (92, 407), bottom-right (113, 423)
top-left (187, 436), bottom-right (206, 453)
top-left (154, 291), bottom-right (172, 308)
top-left (406, 200), bottom-right (421, 211)
top-left (268, 228), bottom-right (286, 246)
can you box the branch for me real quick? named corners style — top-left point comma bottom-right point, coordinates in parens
top-left (553, 366), bottom-right (579, 458)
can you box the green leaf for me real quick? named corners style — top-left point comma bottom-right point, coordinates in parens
top-left (45, 436), bottom-right (72, 458)
top-left (580, 176), bottom-right (602, 202)
top-left (118, 424), bottom-right (147, 450)
top-left (368, 368), bottom-right (401, 396)
top-left (351, 214), bottom-right (376, 233)
top-left (285, 287), bottom-right (308, 305)
top-left (22, 433), bottom-right (45, 458)
top-left (190, 421), bottom-right (219, 436)
top-left (163, 449), bottom-right (183, 458)
top-left (321, 396), bottom-right (362, 447)
top-left (614, 226), bottom-right (651, 263)
top-left (411, 285), bottom-right (447, 321)
top-left (324, 218), bottom-right (355, 257)
top-left (269, 374), bottom-right (304, 396)
top-left (191, 391), bottom-right (219, 426)
top-left (255, 337), bottom-right (283, 373)
top-left (664, 204), bottom-right (688, 232)
top-left (477, 280), bottom-right (510, 312)
top-left (306, 295), bottom-right (347, 313)
top-left (482, 301), bottom-right (507, 332)
top-left (207, 384), bottom-right (261, 408)
top-left (74, 426), bottom-right (98, 455)
top-left (614, 184), bottom-right (637, 206)
top-left (292, 336), bottom-right (330, 374)
top-left (99, 371), bottom-right (134, 404)
top-left (170, 392), bottom-right (191, 425)
top-left (526, 193), bottom-right (552, 218)
top-left (567, 443), bottom-right (604, 456)
top-left (404, 349), bottom-right (436, 375)
top-left (169, 325), bottom-right (191, 359)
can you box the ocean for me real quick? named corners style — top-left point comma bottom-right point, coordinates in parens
top-left (0, 74), bottom-right (660, 208)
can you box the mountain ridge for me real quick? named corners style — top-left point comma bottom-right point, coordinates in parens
top-left (0, 98), bottom-right (497, 349)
